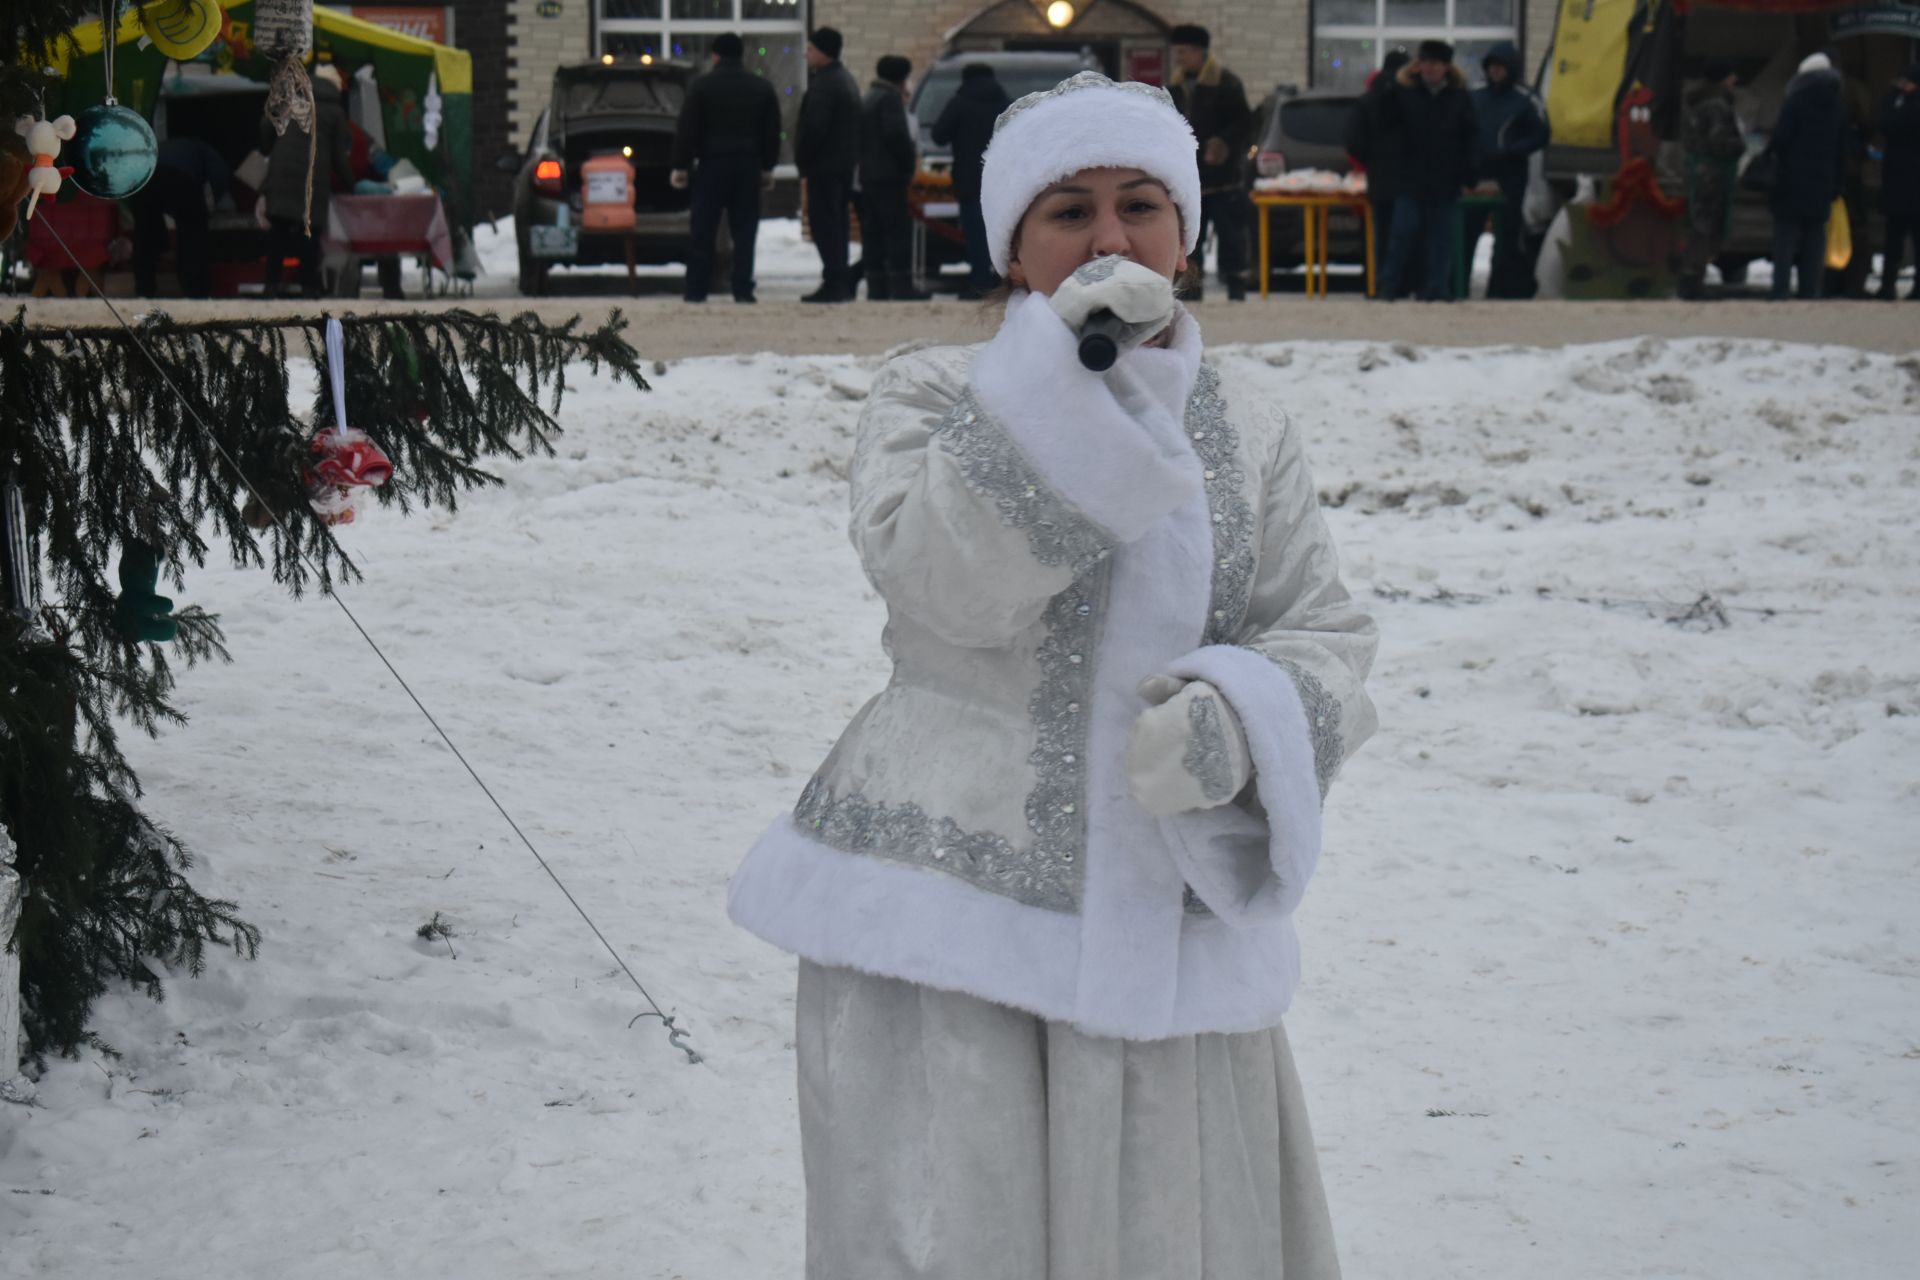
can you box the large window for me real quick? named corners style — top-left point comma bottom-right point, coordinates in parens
top-left (1312, 0), bottom-right (1519, 93)
top-left (596, 0), bottom-right (807, 163)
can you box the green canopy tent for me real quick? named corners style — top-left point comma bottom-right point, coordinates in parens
top-left (47, 1), bottom-right (474, 227)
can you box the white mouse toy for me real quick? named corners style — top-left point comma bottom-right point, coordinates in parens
top-left (18, 114), bottom-right (77, 220)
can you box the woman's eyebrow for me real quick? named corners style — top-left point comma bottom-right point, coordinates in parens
top-left (1042, 184), bottom-right (1094, 196)
top-left (1119, 178), bottom-right (1167, 191)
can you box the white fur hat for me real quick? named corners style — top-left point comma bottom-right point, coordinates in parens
top-left (1798, 51), bottom-right (1832, 75)
top-left (979, 71), bottom-right (1200, 276)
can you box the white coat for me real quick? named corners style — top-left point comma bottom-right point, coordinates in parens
top-left (728, 293), bottom-right (1377, 1040)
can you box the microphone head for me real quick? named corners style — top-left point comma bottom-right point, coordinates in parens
top-left (1077, 332), bottom-right (1119, 372)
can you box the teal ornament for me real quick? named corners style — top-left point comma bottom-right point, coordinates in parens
top-left (69, 104), bottom-right (157, 200)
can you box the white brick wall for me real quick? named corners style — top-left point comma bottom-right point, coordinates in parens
top-left (507, 0), bottom-right (593, 143)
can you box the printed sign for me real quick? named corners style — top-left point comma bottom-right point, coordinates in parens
top-left (1831, 1), bottom-right (1920, 37)
top-left (352, 6), bottom-right (450, 44)
top-left (585, 170), bottom-right (630, 204)
top-left (538, 1), bottom-right (565, 16)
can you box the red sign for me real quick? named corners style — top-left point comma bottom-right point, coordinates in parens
top-left (1126, 47), bottom-right (1165, 87)
top-left (353, 5), bottom-right (448, 44)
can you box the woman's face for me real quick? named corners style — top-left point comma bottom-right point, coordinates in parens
top-left (1005, 167), bottom-right (1187, 296)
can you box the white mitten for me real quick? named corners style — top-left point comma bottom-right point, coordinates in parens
top-left (1047, 255), bottom-right (1178, 357)
top-left (1124, 676), bottom-right (1252, 817)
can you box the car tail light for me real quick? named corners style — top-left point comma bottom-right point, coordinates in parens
top-left (533, 157), bottom-right (564, 197)
top-left (1255, 150), bottom-right (1286, 179)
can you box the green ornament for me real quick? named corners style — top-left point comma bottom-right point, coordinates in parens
top-left (69, 104), bottom-right (157, 201)
top-left (114, 538), bottom-right (178, 643)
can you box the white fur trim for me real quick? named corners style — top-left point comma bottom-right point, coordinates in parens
top-left (968, 292), bottom-right (1201, 542)
top-left (728, 818), bottom-right (1302, 1040)
top-left (981, 75), bottom-right (1201, 275)
top-left (1161, 644), bottom-right (1325, 924)
top-left (1798, 52), bottom-right (1832, 75)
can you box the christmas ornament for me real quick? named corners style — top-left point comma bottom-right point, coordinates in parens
top-left (68, 103), bottom-right (157, 200)
top-left (256, 0), bottom-right (318, 233)
top-left (303, 319), bottom-right (394, 526)
top-left (68, 1), bottom-right (156, 201)
top-left (17, 114), bottom-right (76, 221)
top-left (113, 538), bottom-right (177, 643)
top-left (140, 0), bottom-right (224, 62)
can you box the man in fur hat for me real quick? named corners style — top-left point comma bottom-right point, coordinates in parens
top-left (1380, 39), bottom-right (1478, 302)
top-left (1169, 23), bottom-right (1254, 300)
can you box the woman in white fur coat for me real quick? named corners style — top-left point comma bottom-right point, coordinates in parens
top-left (728, 71), bottom-right (1377, 1279)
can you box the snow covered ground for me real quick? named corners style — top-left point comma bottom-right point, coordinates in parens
top-left (3, 333), bottom-right (1917, 1279)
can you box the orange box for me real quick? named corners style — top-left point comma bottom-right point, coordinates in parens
top-left (580, 154), bottom-right (636, 232)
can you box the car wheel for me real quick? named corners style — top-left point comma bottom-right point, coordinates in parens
top-left (517, 252), bottom-right (549, 297)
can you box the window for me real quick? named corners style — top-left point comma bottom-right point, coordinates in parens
top-left (596, 0), bottom-right (807, 163)
top-left (1312, 0), bottom-right (1518, 93)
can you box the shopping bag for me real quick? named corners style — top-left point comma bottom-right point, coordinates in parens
top-left (1826, 198), bottom-right (1851, 270)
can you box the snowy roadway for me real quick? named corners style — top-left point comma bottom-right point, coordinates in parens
top-left (2, 333), bottom-right (1915, 1277)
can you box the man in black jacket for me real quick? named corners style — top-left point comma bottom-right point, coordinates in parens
top-left (797, 27), bottom-right (861, 303)
top-left (672, 32), bottom-right (781, 303)
top-left (858, 55), bottom-right (927, 301)
top-left (1346, 48), bottom-right (1412, 297)
top-left (1169, 23), bottom-right (1254, 300)
top-left (1465, 41), bottom-right (1548, 298)
top-left (1874, 64), bottom-right (1920, 300)
top-left (1766, 52), bottom-right (1848, 300)
top-left (931, 62), bottom-right (1010, 296)
top-left (1381, 40), bottom-right (1478, 302)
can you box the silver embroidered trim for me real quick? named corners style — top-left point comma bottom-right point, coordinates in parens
top-left (993, 71), bottom-right (1179, 136)
top-left (1249, 651), bottom-right (1345, 798)
top-left (793, 566), bottom-right (1106, 914)
top-left (1189, 366), bottom-right (1255, 645)
top-left (1182, 693), bottom-right (1237, 803)
top-left (932, 389), bottom-right (1112, 577)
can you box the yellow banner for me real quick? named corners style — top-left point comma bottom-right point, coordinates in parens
top-left (1546, 0), bottom-right (1639, 150)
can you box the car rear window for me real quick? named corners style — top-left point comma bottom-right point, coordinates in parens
top-left (562, 76), bottom-right (686, 118)
top-left (1279, 98), bottom-right (1356, 148)
top-left (911, 65), bottom-right (1096, 134)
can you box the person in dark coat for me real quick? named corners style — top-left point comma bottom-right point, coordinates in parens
top-left (858, 56), bottom-right (926, 301)
top-left (797, 27), bottom-right (862, 303)
top-left (1874, 64), bottom-right (1920, 300)
top-left (1169, 23), bottom-right (1254, 299)
top-left (671, 32), bottom-right (782, 303)
top-left (931, 62), bottom-right (1010, 296)
top-left (1463, 41), bottom-right (1548, 298)
top-left (1380, 40), bottom-right (1479, 302)
top-left (1678, 59), bottom-right (1746, 301)
top-left (134, 135), bottom-right (228, 298)
top-left (1347, 47), bottom-right (1413, 298)
top-left (258, 63), bottom-right (353, 298)
top-left (1765, 52), bottom-right (1848, 300)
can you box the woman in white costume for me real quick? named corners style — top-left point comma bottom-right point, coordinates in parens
top-left (728, 71), bottom-right (1377, 1279)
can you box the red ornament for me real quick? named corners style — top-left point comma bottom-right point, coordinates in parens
top-left (304, 426), bottom-right (392, 526)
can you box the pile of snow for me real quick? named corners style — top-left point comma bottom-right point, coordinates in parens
top-left (3, 336), bottom-right (1915, 1278)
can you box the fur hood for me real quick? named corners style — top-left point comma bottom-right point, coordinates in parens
top-left (1397, 63), bottom-right (1468, 92)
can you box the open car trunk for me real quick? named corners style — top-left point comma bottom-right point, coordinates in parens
top-left (558, 122), bottom-right (688, 215)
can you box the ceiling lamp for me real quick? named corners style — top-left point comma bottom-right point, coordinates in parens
top-left (1045, 1), bottom-right (1075, 29)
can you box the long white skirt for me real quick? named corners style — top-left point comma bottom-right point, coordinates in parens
top-left (796, 959), bottom-right (1342, 1280)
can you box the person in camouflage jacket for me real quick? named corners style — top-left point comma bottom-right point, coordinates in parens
top-left (1680, 60), bottom-right (1747, 300)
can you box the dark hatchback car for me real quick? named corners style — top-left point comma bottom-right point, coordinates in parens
top-left (1247, 88), bottom-right (1366, 277)
top-left (507, 62), bottom-right (710, 295)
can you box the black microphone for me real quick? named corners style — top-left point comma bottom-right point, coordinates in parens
top-left (1077, 309), bottom-right (1127, 372)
